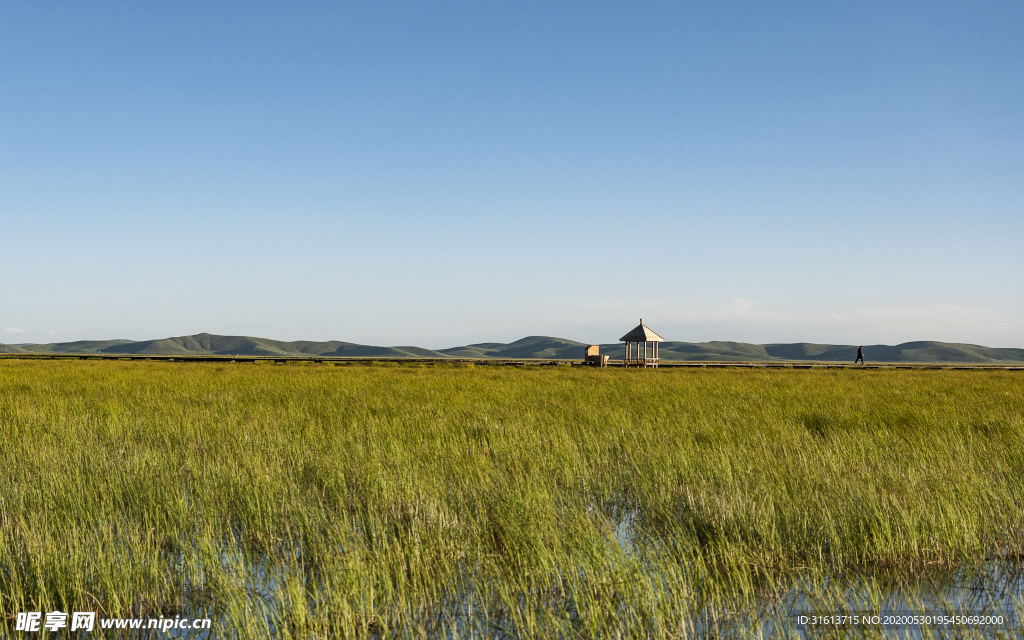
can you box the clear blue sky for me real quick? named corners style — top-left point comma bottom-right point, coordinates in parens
top-left (2, 1), bottom-right (1022, 348)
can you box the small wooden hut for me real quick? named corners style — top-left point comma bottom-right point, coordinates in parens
top-left (583, 345), bottom-right (609, 367)
top-left (620, 319), bottom-right (664, 368)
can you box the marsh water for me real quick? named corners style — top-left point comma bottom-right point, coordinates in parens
top-left (126, 521), bottom-right (1024, 639)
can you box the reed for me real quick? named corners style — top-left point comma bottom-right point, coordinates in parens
top-left (1, 360), bottom-right (1022, 637)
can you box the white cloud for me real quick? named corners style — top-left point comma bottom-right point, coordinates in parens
top-left (3, 326), bottom-right (26, 334)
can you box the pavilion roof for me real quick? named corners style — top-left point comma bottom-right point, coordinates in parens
top-left (619, 320), bottom-right (664, 342)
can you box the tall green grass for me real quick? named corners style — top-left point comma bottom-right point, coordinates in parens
top-left (1, 360), bottom-right (1023, 637)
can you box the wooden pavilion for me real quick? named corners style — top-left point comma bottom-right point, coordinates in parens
top-left (620, 319), bottom-right (664, 368)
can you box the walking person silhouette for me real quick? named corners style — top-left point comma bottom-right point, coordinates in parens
top-left (854, 346), bottom-right (864, 365)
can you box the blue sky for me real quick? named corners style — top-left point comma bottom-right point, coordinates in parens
top-left (2, 1), bottom-right (1022, 348)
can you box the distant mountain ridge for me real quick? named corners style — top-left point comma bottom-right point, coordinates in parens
top-left (3, 333), bottom-right (1023, 363)
top-left (1, 334), bottom-right (447, 359)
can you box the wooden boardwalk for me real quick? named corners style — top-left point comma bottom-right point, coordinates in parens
top-left (1, 352), bottom-right (1021, 370)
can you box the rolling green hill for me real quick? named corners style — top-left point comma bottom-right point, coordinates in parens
top-left (10, 339), bottom-right (136, 354)
top-left (601, 340), bottom-right (1024, 363)
top-left (3, 333), bottom-right (1022, 363)
top-left (759, 341), bottom-right (1024, 364)
top-left (6, 334), bottom-right (449, 359)
top-left (439, 336), bottom-right (588, 359)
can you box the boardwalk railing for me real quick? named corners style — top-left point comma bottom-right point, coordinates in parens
top-left (1, 353), bottom-right (1021, 370)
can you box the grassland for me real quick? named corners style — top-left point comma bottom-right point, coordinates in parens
top-left (1, 360), bottom-right (1023, 638)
